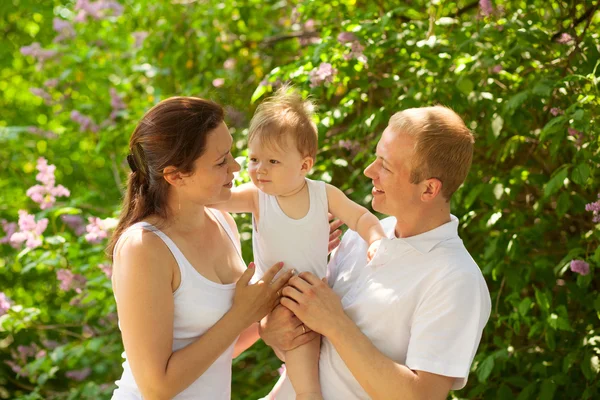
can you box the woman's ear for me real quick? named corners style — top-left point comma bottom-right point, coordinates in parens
top-left (421, 178), bottom-right (443, 202)
top-left (300, 156), bottom-right (314, 175)
top-left (163, 166), bottom-right (184, 187)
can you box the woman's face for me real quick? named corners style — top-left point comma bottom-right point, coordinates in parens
top-left (180, 122), bottom-right (240, 205)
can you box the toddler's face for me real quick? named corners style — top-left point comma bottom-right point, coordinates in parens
top-left (247, 135), bottom-right (310, 196)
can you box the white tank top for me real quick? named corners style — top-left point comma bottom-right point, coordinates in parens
top-left (252, 178), bottom-right (330, 279)
top-left (111, 209), bottom-right (241, 400)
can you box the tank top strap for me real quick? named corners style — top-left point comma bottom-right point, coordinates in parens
top-left (207, 208), bottom-right (242, 257)
top-left (306, 178), bottom-right (329, 218)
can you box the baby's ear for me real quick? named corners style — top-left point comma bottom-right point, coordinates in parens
top-left (300, 156), bottom-right (314, 174)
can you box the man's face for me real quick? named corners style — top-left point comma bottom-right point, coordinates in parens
top-left (364, 126), bottom-right (422, 218)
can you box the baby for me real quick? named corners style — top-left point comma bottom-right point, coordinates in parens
top-left (214, 87), bottom-right (384, 399)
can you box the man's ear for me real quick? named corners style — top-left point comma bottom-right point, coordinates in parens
top-left (300, 156), bottom-right (314, 176)
top-left (421, 178), bottom-right (443, 202)
top-left (163, 166), bottom-right (184, 187)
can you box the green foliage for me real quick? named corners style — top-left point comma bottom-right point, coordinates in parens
top-left (1, 0), bottom-right (599, 399)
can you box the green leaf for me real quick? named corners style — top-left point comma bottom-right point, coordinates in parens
top-left (250, 84), bottom-right (267, 104)
top-left (556, 192), bottom-right (571, 217)
top-left (539, 380), bottom-right (557, 400)
top-left (477, 355), bottom-right (495, 382)
top-left (457, 78), bottom-right (474, 95)
top-left (503, 91), bottom-right (528, 115)
top-left (545, 330), bottom-right (556, 351)
top-left (518, 297), bottom-right (532, 317)
top-left (543, 165), bottom-right (569, 197)
top-left (571, 163), bottom-right (590, 186)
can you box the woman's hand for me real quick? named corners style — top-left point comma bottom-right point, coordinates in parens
top-left (231, 262), bottom-right (293, 327)
top-left (280, 272), bottom-right (347, 337)
top-left (328, 213), bottom-right (344, 254)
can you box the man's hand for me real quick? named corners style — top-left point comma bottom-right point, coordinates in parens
top-left (259, 304), bottom-right (319, 358)
top-left (328, 213), bottom-right (344, 254)
top-left (281, 272), bottom-right (347, 337)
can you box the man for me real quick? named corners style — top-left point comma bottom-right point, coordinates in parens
top-left (260, 106), bottom-right (492, 400)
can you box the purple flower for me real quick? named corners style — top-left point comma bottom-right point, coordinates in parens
top-left (567, 127), bottom-right (584, 147)
top-left (30, 88), bottom-right (53, 105)
top-left (74, 0), bottom-right (123, 22)
top-left (570, 259), bottom-right (590, 275)
top-left (109, 88), bottom-right (126, 120)
top-left (337, 32), bottom-right (357, 43)
top-left (65, 367), bottom-right (91, 381)
top-left (0, 221), bottom-right (18, 248)
top-left (27, 127), bottom-right (58, 139)
top-left (4, 361), bottom-right (25, 376)
top-left (223, 58), bottom-right (235, 70)
top-left (491, 65), bottom-right (503, 74)
top-left (98, 263), bottom-right (112, 278)
top-left (53, 18), bottom-right (75, 42)
top-left (85, 217), bottom-right (109, 243)
top-left (26, 157), bottom-right (70, 210)
top-left (212, 78), bottom-right (225, 88)
top-left (56, 269), bottom-right (87, 291)
top-left (556, 33), bottom-right (574, 44)
top-left (61, 214), bottom-right (86, 235)
top-left (309, 63), bottom-right (337, 88)
top-left (132, 31), bottom-right (149, 48)
top-left (585, 195), bottom-right (600, 223)
top-left (71, 110), bottom-right (99, 133)
top-left (0, 292), bottom-right (11, 316)
top-left (10, 210), bottom-right (48, 249)
top-left (479, 0), bottom-right (493, 16)
top-left (20, 42), bottom-right (58, 64)
top-left (550, 107), bottom-right (563, 116)
top-left (44, 78), bottom-right (59, 88)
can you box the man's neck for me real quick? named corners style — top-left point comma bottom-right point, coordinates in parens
top-left (393, 204), bottom-right (452, 238)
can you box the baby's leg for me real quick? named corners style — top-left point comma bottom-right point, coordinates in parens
top-left (285, 334), bottom-right (323, 400)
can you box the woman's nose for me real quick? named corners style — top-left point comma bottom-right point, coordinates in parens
top-left (364, 162), bottom-right (376, 178)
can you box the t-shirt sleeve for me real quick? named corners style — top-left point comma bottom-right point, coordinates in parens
top-left (405, 269), bottom-right (491, 390)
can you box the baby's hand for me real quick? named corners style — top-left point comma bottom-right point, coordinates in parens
top-left (367, 239), bottom-right (381, 262)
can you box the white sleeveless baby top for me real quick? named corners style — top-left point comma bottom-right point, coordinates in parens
top-left (111, 209), bottom-right (240, 400)
top-left (252, 178), bottom-right (330, 279)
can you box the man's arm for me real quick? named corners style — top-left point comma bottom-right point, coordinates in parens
top-left (208, 182), bottom-right (258, 214)
top-left (280, 273), bottom-right (456, 400)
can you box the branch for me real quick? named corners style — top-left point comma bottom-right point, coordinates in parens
top-left (551, 4), bottom-right (599, 41)
top-left (262, 31), bottom-right (320, 46)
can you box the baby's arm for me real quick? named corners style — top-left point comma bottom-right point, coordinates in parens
top-left (208, 182), bottom-right (258, 215)
top-left (325, 184), bottom-right (385, 249)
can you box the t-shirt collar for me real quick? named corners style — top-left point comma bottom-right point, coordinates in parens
top-left (387, 214), bottom-right (460, 254)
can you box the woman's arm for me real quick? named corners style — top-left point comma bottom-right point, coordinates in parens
top-left (208, 182), bottom-right (258, 214)
top-left (113, 231), bottom-right (289, 400)
top-left (232, 323), bottom-right (260, 358)
top-left (325, 184), bottom-right (384, 245)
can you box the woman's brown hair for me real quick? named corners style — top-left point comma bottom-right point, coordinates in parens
top-left (106, 97), bottom-right (224, 257)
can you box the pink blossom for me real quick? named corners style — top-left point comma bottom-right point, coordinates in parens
top-left (44, 78), bottom-right (59, 88)
top-left (17, 344), bottom-right (37, 362)
top-left (74, 0), bottom-right (124, 22)
top-left (56, 269), bottom-right (87, 291)
top-left (10, 210), bottom-right (48, 249)
top-left (30, 88), bottom-right (53, 105)
top-left (42, 340), bottom-right (59, 349)
top-left (570, 259), bottom-right (590, 275)
top-left (71, 110), bottom-right (99, 133)
top-left (85, 217), bottom-right (109, 243)
top-left (337, 32), bottom-right (357, 43)
top-left (479, 0), bottom-right (493, 16)
top-left (556, 33), bottom-right (574, 44)
top-left (27, 127), bottom-right (58, 139)
top-left (568, 127), bottom-right (584, 146)
top-left (309, 63), bottom-right (337, 88)
top-left (550, 107), bottom-right (563, 116)
top-left (0, 292), bottom-right (11, 316)
top-left (585, 194), bottom-right (600, 223)
top-left (132, 31), bottom-right (149, 48)
top-left (491, 65), bottom-right (503, 74)
top-left (223, 58), bottom-right (236, 70)
top-left (20, 42), bottom-right (58, 64)
top-left (212, 78), bottom-right (225, 88)
top-left (109, 88), bottom-right (126, 120)
top-left (65, 367), bottom-right (91, 381)
top-left (98, 263), bottom-right (112, 278)
top-left (4, 361), bottom-right (25, 376)
top-left (61, 214), bottom-right (86, 235)
top-left (26, 157), bottom-right (70, 210)
top-left (0, 221), bottom-right (18, 248)
top-left (53, 18), bottom-right (75, 42)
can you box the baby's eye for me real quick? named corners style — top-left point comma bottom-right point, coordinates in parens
top-left (269, 159), bottom-right (279, 164)
top-left (249, 157), bottom-right (257, 162)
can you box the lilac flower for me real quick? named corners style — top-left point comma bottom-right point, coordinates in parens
top-left (10, 210), bottom-right (48, 249)
top-left (27, 127), bottom-right (58, 139)
top-left (109, 88), bottom-right (126, 120)
top-left (71, 110), bottom-right (99, 133)
top-left (53, 18), bottom-right (75, 42)
top-left (479, 0), bottom-right (493, 16)
top-left (20, 42), bottom-right (58, 64)
top-left (223, 58), bottom-right (235, 70)
top-left (44, 78), bottom-right (59, 88)
top-left (0, 221), bottom-right (18, 248)
top-left (65, 367), bottom-right (91, 381)
top-left (74, 0), bottom-right (124, 22)
top-left (570, 259), bottom-right (590, 275)
top-left (132, 31), bottom-right (149, 48)
top-left (61, 214), bottom-right (86, 235)
top-left (17, 344), bottom-right (37, 362)
top-left (30, 88), bottom-right (53, 105)
top-left (0, 292), bottom-right (11, 316)
top-left (567, 127), bottom-right (584, 146)
top-left (556, 33), bottom-right (574, 44)
top-left (212, 78), bottom-right (225, 88)
top-left (585, 194), bottom-right (600, 223)
top-left (98, 263), bottom-right (112, 278)
top-left (337, 32), bottom-right (357, 44)
top-left (26, 157), bottom-right (70, 210)
top-left (85, 217), bottom-right (109, 243)
top-left (309, 63), bottom-right (337, 88)
top-left (550, 107), bottom-right (563, 116)
top-left (42, 339), bottom-right (59, 350)
top-left (491, 65), bottom-right (503, 74)
top-left (56, 269), bottom-right (87, 291)
top-left (4, 361), bottom-right (25, 376)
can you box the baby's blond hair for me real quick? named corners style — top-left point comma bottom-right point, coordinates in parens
top-left (248, 86), bottom-right (318, 159)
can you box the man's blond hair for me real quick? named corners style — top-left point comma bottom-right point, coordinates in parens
top-left (390, 106), bottom-right (474, 200)
top-left (248, 86), bottom-right (318, 159)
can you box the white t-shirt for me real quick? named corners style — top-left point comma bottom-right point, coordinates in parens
top-left (272, 215), bottom-right (491, 399)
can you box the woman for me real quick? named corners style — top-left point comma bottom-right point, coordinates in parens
top-left (107, 97), bottom-right (292, 400)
